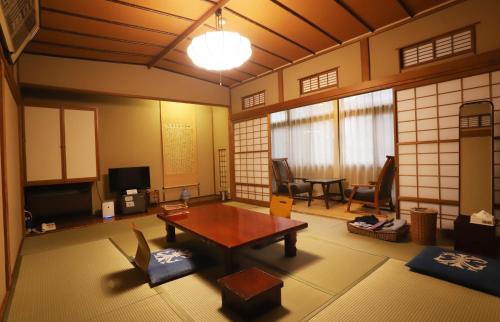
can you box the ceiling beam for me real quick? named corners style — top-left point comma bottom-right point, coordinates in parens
top-left (270, 0), bottom-right (342, 44)
top-left (147, 0), bottom-right (232, 68)
top-left (397, 0), bottom-right (415, 17)
top-left (218, 5), bottom-right (315, 55)
top-left (30, 40), bottom-right (152, 57)
top-left (105, 0), bottom-right (195, 23)
top-left (41, 7), bottom-right (177, 36)
top-left (334, 0), bottom-right (374, 32)
top-left (41, 27), bottom-right (164, 48)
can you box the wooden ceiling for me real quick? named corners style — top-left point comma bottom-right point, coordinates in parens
top-left (25, 0), bottom-right (456, 87)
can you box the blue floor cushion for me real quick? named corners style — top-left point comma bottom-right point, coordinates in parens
top-left (406, 246), bottom-right (500, 296)
top-left (148, 248), bottom-right (198, 285)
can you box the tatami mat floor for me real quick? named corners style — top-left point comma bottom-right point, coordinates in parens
top-left (5, 201), bottom-right (487, 322)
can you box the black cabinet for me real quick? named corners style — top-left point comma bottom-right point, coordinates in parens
top-left (454, 214), bottom-right (496, 258)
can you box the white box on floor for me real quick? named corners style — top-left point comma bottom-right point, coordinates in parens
top-left (102, 201), bottom-right (115, 219)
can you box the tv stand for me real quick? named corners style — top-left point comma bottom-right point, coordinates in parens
top-left (119, 191), bottom-right (147, 215)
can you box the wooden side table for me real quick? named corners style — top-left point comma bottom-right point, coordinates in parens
top-left (218, 267), bottom-right (283, 319)
top-left (306, 178), bottom-right (346, 209)
top-left (454, 214), bottom-right (497, 258)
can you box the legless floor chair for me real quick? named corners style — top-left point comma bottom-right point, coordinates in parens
top-left (131, 224), bottom-right (198, 286)
top-left (253, 196), bottom-right (294, 249)
top-left (344, 156), bottom-right (397, 215)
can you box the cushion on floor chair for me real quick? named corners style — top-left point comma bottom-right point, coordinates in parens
top-left (147, 248), bottom-right (201, 285)
top-left (277, 182), bottom-right (311, 195)
top-left (344, 187), bottom-right (375, 202)
top-left (406, 246), bottom-right (500, 296)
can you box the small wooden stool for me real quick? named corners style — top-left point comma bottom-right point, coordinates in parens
top-left (218, 267), bottom-right (283, 319)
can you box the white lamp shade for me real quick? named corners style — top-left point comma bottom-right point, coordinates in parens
top-left (187, 31), bottom-right (252, 71)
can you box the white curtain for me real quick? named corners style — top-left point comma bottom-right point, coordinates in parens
top-left (271, 101), bottom-right (339, 180)
top-left (339, 88), bottom-right (394, 185)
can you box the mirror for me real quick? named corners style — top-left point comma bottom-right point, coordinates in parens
top-left (459, 101), bottom-right (493, 215)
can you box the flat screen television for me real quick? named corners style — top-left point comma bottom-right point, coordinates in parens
top-left (108, 166), bottom-right (150, 192)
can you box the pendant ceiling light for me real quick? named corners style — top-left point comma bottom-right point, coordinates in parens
top-left (187, 9), bottom-right (252, 71)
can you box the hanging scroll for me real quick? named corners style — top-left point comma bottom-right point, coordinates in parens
top-left (160, 102), bottom-right (199, 188)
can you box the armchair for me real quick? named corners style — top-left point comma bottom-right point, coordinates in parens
top-left (344, 156), bottom-right (396, 215)
top-left (271, 158), bottom-right (311, 199)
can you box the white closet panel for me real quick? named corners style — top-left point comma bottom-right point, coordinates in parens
top-left (64, 109), bottom-right (97, 179)
top-left (24, 106), bottom-right (63, 182)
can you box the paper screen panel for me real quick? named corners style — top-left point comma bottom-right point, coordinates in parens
top-left (397, 71), bottom-right (498, 231)
top-left (233, 117), bottom-right (270, 202)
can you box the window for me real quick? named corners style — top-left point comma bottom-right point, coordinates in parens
top-left (339, 89), bottom-right (395, 183)
top-left (271, 102), bottom-right (337, 179)
top-left (300, 68), bottom-right (338, 95)
top-left (242, 91), bottom-right (265, 109)
top-left (400, 26), bottom-right (474, 69)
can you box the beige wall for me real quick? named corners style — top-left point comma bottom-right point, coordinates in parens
top-left (231, 73), bottom-right (279, 114)
top-left (3, 77), bottom-right (23, 274)
top-left (370, 0), bottom-right (500, 79)
top-left (18, 54), bottom-right (230, 107)
top-left (283, 42), bottom-right (361, 101)
top-left (22, 90), bottom-right (228, 211)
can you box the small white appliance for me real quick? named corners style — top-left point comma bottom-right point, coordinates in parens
top-left (102, 201), bottom-right (115, 220)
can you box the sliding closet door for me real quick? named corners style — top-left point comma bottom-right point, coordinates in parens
top-left (232, 116), bottom-right (271, 204)
top-left (24, 106), bottom-right (63, 182)
top-left (396, 70), bottom-right (499, 235)
top-left (63, 108), bottom-right (98, 180)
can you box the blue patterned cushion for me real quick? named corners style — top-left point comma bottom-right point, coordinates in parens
top-left (406, 246), bottom-right (500, 296)
top-left (147, 248), bottom-right (197, 285)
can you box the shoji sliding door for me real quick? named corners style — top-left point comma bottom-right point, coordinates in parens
top-left (232, 116), bottom-right (271, 204)
top-left (396, 70), bottom-right (500, 235)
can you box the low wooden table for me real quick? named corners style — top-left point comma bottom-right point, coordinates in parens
top-left (218, 267), bottom-right (283, 318)
top-left (306, 178), bottom-right (346, 209)
top-left (157, 203), bottom-right (308, 273)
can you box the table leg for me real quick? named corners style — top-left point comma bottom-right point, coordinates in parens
top-left (339, 180), bottom-right (346, 203)
top-left (307, 182), bottom-right (314, 207)
top-left (284, 232), bottom-right (297, 257)
top-left (166, 224), bottom-right (176, 243)
top-left (224, 249), bottom-right (235, 274)
top-left (322, 183), bottom-right (330, 209)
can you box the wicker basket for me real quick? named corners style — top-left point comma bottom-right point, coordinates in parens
top-left (346, 221), bottom-right (409, 242)
top-left (410, 207), bottom-right (437, 245)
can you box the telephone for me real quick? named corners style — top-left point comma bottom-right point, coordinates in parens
top-left (41, 222), bottom-right (57, 232)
